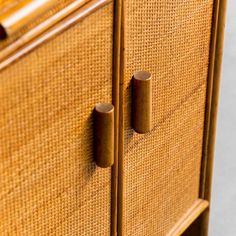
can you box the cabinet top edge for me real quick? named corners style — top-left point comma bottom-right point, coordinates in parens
top-left (0, 0), bottom-right (112, 71)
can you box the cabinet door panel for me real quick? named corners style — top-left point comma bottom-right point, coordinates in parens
top-left (0, 3), bottom-right (113, 235)
top-left (121, 0), bottom-right (214, 235)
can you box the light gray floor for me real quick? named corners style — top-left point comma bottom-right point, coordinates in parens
top-left (209, 0), bottom-right (236, 235)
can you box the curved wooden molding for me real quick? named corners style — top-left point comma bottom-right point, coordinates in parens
top-left (0, 0), bottom-right (58, 39)
top-left (0, 0), bottom-right (112, 69)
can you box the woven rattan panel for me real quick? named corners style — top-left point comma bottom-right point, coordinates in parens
top-left (122, 0), bottom-right (214, 235)
top-left (0, 0), bottom-right (89, 50)
top-left (0, 3), bottom-right (113, 235)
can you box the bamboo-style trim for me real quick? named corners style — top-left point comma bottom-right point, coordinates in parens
top-left (111, 0), bottom-right (122, 234)
top-left (167, 199), bottom-right (209, 236)
top-left (199, 0), bottom-right (228, 235)
top-left (0, 0), bottom-right (58, 39)
top-left (0, 0), bottom-right (112, 70)
top-left (0, 0), bottom-right (89, 62)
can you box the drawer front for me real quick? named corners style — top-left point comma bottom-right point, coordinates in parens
top-left (121, 0), bottom-right (214, 235)
top-left (0, 3), bottom-right (113, 235)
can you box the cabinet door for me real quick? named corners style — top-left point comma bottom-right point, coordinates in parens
top-left (120, 0), bottom-right (214, 235)
top-left (0, 2), bottom-right (114, 235)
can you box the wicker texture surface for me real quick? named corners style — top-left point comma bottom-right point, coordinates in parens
top-left (0, 0), bottom-right (90, 50)
top-left (122, 0), bottom-right (214, 235)
top-left (0, 3), bottom-right (113, 235)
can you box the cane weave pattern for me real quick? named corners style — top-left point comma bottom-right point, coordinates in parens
top-left (122, 0), bottom-right (214, 235)
top-left (0, 3), bottom-right (113, 235)
top-left (0, 0), bottom-right (90, 50)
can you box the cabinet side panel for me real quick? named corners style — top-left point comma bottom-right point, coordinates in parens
top-left (121, 0), bottom-right (214, 235)
top-left (0, 3), bottom-right (113, 235)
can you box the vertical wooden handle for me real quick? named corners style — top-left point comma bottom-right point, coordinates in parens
top-left (94, 103), bottom-right (114, 168)
top-left (133, 71), bottom-right (152, 133)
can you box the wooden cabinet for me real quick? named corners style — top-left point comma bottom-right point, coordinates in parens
top-left (0, 0), bottom-right (227, 235)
